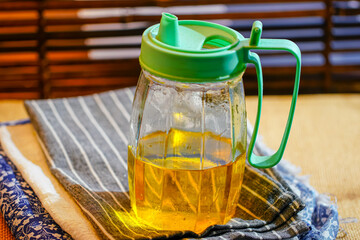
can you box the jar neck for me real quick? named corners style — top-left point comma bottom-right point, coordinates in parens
top-left (142, 70), bottom-right (244, 91)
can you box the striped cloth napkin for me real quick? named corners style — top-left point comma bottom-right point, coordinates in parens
top-left (24, 88), bottom-right (309, 240)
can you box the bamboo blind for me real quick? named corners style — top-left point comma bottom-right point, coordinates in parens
top-left (0, 0), bottom-right (359, 99)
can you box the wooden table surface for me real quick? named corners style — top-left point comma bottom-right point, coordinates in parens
top-left (0, 94), bottom-right (359, 239)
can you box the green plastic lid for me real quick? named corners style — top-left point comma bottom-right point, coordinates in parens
top-left (139, 13), bottom-right (247, 82)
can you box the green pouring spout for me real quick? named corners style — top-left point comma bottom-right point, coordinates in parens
top-left (156, 13), bottom-right (180, 47)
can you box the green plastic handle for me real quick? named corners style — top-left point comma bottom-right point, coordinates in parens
top-left (243, 21), bottom-right (301, 168)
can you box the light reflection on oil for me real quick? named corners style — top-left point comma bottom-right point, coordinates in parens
top-left (128, 128), bottom-right (246, 233)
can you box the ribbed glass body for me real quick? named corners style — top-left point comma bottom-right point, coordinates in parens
top-left (128, 70), bottom-right (247, 233)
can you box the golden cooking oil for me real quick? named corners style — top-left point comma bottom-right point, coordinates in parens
top-left (128, 128), bottom-right (245, 233)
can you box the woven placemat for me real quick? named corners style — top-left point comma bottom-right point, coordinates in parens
top-left (0, 214), bottom-right (15, 240)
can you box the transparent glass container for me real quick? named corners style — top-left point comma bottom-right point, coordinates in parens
top-left (128, 70), bottom-right (247, 233)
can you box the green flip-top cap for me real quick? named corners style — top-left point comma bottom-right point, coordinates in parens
top-left (139, 13), bottom-right (247, 83)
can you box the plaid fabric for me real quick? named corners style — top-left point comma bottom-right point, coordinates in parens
top-left (24, 88), bottom-right (309, 240)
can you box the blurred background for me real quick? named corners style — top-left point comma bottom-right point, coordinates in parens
top-left (0, 0), bottom-right (359, 99)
